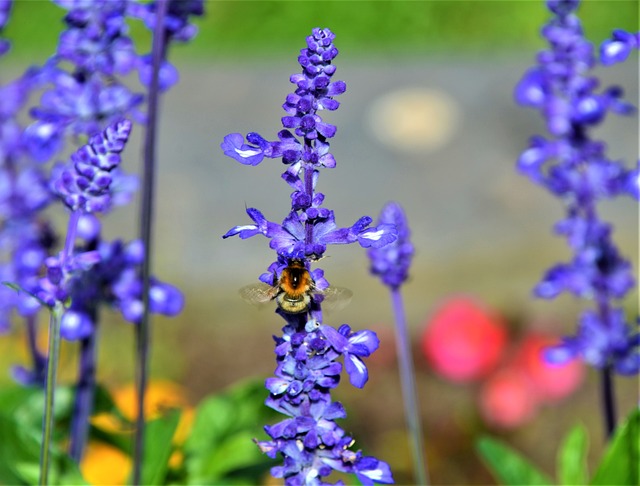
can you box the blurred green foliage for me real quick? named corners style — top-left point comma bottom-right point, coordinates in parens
top-left (477, 408), bottom-right (640, 485)
top-left (3, 0), bottom-right (639, 64)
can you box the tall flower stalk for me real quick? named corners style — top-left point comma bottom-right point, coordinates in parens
top-left (515, 0), bottom-right (639, 439)
top-left (36, 119), bottom-right (133, 484)
top-left (221, 28), bottom-right (395, 485)
top-left (128, 1), bottom-right (203, 481)
top-left (368, 202), bottom-right (428, 485)
top-left (133, 1), bottom-right (167, 481)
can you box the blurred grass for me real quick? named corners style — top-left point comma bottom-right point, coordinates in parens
top-left (2, 0), bottom-right (638, 64)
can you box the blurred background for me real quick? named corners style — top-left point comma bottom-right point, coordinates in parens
top-left (1, 1), bottom-right (638, 484)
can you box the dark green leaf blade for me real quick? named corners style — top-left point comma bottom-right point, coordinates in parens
top-left (590, 408), bottom-right (640, 486)
top-left (477, 436), bottom-right (554, 486)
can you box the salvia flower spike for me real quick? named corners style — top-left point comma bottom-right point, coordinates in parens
top-left (515, 0), bottom-right (639, 437)
top-left (221, 27), bottom-right (395, 485)
top-left (368, 202), bottom-right (429, 485)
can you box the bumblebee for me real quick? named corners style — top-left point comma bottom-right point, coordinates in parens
top-left (240, 259), bottom-right (351, 314)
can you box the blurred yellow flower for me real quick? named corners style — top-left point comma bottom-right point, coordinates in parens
top-left (84, 380), bottom-right (195, 482)
top-left (80, 442), bottom-right (131, 485)
top-left (113, 380), bottom-right (189, 421)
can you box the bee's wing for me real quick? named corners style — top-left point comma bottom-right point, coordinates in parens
top-left (239, 283), bottom-right (279, 306)
top-left (316, 286), bottom-right (353, 312)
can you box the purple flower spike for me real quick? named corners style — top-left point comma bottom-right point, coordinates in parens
top-left (52, 119), bottom-right (132, 213)
top-left (516, 0), bottom-right (639, 382)
top-left (221, 28), bottom-right (394, 484)
top-left (368, 202), bottom-right (413, 290)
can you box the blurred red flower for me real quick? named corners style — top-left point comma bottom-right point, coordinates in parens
top-left (420, 297), bottom-right (507, 383)
top-left (420, 296), bottom-right (585, 429)
top-left (479, 333), bottom-right (585, 428)
top-left (479, 367), bottom-right (538, 428)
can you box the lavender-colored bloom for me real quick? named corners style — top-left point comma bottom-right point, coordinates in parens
top-left (27, 1), bottom-right (145, 162)
top-left (600, 30), bottom-right (639, 66)
top-left (51, 118), bottom-right (132, 213)
top-left (224, 208), bottom-right (396, 261)
top-left (0, 68), bottom-right (56, 335)
top-left (28, 70), bottom-right (143, 161)
top-left (50, 236), bottom-right (184, 341)
top-left (257, 316), bottom-right (393, 486)
top-left (54, 0), bottom-right (138, 76)
top-left (545, 309), bottom-right (640, 375)
top-left (320, 324), bottom-right (379, 388)
top-left (515, 0), bottom-right (639, 376)
top-left (368, 202), bottom-right (413, 290)
top-left (222, 28), bottom-right (393, 485)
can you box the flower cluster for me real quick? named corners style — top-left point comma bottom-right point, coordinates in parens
top-left (221, 28), bottom-right (394, 485)
top-left (222, 27), bottom-right (395, 270)
top-left (515, 0), bottom-right (639, 375)
top-left (368, 202), bottom-right (414, 290)
top-left (45, 229), bottom-right (182, 343)
top-left (26, 0), bottom-right (204, 163)
top-left (0, 75), bottom-right (54, 332)
top-left (49, 118), bottom-right (126, 212)
top-left (33, 120), bottom-right (182, 331)
top-left (0, 1), bottom-right (54, 390)
top-left (27, 1), bottom-right (143, 162)
top-left (259, 318), bottom-right (392, 485)
top-left (51, 118), bottom-right (132, 213)
top-left (0, 11), bottom-right (55, 333)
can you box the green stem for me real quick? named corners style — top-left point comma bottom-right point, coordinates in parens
top-left (39, 302), bottom-right (64, 486)
top-left (133, 0), bottom-right (168, 483)
top-left (390, 288), bottom-right (429, 485)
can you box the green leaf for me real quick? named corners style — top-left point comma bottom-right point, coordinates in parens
top-left (55, 454), bottom-right (89, 486)
top-left (184, 379), bottom-right (277, 483)
top-left (0, 413), bottom-right (88, 486)
top-left (13, 385), bottom-right (74, 436)
top-left (558, 424), bottom-right (588, 485)
top-left (0, 414), bottom-right (40, 484)
top-left (135, 409), bottom-right (182, 485)
top-left (477, 436), bottom-right (554, 486)
top-left (591, 408), bottom-right (640, 486)
top-left (0, 386), bottom-right (40, 415)
top-left (189, 431), bottom-right (266, 483)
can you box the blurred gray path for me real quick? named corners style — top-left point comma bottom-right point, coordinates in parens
top-left (103, 57), bottom-right (638, 325)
